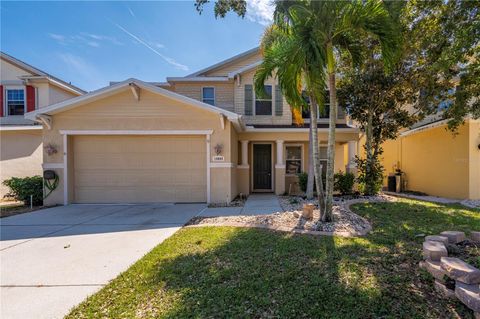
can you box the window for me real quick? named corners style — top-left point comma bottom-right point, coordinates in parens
top-left (255, 85), bottom-right (272, 115)
top-left (286, 145), bottom-right (302, 175)
top-left (319, 146), bottom-right (328, 177)
top-left (6, 89), bottom-right (25, 116)
top-left (302, 90), bottom-right (330, 119)
top-left (202, 87), bottom-right (215, 106)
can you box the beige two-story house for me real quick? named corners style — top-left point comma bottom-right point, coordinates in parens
top-left (25, 47), bottom-right (360, 205)
top-left (0, 52), bottom-right (85, 197)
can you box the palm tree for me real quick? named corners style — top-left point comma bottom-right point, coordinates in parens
top-left (272, 0), bottom-right (402, 221)
top-left (254, 19), bottom-right (327, 214)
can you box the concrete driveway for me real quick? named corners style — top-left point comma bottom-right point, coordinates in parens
top-left (0, 203), bottom-right (205, 319)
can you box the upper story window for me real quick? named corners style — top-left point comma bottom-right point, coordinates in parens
top-left (302, 90), bottom-right (330, 119)
top-left (202, 87), bottom-right (215, 106)
top-left (255, 85), bottom-right (272, 115)
top-left (6, 88), bottom-right (25, 116)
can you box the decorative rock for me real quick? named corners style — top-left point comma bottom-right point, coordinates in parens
top-left (455, 282), bottom-right (480, 312)
top-left (434, 280), bottom-right (456, 299)
top-left (425, 235), bottom-right (449, 245)
top-left (302, 204), bottom-right (314, 220)
top-left (293, 212), bottom-right (300, 218)
top-left (419, 260), bottom-right (448, 283)
top-left (440, 257), bottom-right (480, 284)
top-left (440, 231), bottom-right (466, 244)
top-left (471, 231), bottom-right (480, 242)
top-left (423, 241), bottom-right (448, 261)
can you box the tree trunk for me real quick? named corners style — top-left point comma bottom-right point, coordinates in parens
top-left (306, 123), bottom-right (314, 199)
top-left (365, 111), bottom-right (374, 195)
top-left (324, 42), bottom-right (336, 222)
top-left (309, 95), bottom-right (325, 216)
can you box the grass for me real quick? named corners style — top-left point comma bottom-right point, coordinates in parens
top-left (66, 199), bottom-right (480, 318)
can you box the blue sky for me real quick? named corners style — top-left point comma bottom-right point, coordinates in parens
top-left (1, 1), bottom-right (273, 91)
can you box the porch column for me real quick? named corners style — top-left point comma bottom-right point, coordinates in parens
top-left (347, 140), bottom-right (358, 175)
top-left (241, 140), bottom-right (249, 166)
top-left (275, 140), bottom-right (285, 195)
top-left (238, 140), bottom-right (250, 195)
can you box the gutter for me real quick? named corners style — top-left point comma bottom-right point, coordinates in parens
top-left (400, 119), bottom-right (449, 137)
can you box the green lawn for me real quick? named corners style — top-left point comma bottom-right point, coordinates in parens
top-left (67, 199), bottom-right (479, 319)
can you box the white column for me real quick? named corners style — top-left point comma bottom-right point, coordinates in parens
top-left (276, 140), bottom-right (284, 166)
top-left (241, 140), bottom-right (249, 166)
top-left (347, 140), bottom-right (357, 170)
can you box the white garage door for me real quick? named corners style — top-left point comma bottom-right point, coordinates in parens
top-left (72, 135), bottom-right (206, 203)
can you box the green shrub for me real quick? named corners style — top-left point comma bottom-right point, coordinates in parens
top-left (334, 171), bottom-right (355, 195)
top-left (355, 156), bottom-right (384, 195)
top-left (298, 172), bottom-right (308, 192)
top-left (3, 176), bottom-right (43, 205)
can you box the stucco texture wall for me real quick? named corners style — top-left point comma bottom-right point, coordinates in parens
top-left (0, 130), bottom-right (43, 196)
top-left (378, 119), bottom-right (479, 200)
top-left (42, 88), bottom-right (237, 205)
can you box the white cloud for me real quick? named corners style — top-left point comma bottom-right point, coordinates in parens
top-left (48, 32), bottom-right (123, 47)
top-left (57, 53), bottom-right (106, 90)
top-left (49, 33), bottom-right (66, 42)
top-left (114, 23), bottom-right (189, 71)
top-left (246, 0), bottom-right (274, 26)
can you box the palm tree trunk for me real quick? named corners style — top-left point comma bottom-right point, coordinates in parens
top-left (324, 42), bottom-right (336, 222)
top-left (306, 123), bottom-right (314, 199)
top-left (309, 95), bottom-right (325, 216)
top-left (365, 111), bottom-right (374, 195)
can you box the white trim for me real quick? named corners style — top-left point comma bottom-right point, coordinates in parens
top-left (167, 76), bottom-right (230, 82)
top-left (0, 125), bottom-right (42, 131)
top-left (251, 142), bottom-right (274, 192)
top-left (284, 143), bottom-right (304, 176)
top-left (238, 164), bottom-right (250, 169)
top-left (59, 130), bottom-right (214, 136)
top-left (186, 47), bottom-right (259, 77)
top-left (42, 163), bottom-right (64, 169)
top-left (63, 134), bottom-right (68, 206)
top-left (201, 86), bottom-right (215, 106)
top-left (209, 162), bottom-right (236, 168)
top-left (206, 135), bottom-right (211, 203)
top-left (400, 120), bottom-right (449, 137)
top-left (244, 126), bottom-right (360, 133)
top-left (275, 164), bottom-right (286, 169)
top-left (228, 60), bottom-right (263, 78)
top-left (21, 76), bottom-right (85, 96)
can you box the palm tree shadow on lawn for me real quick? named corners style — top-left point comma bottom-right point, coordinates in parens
top-left (68, 201), bottom-right (478, 318)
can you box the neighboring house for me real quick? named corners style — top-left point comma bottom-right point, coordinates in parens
top-left (0, 52), bottom-right (85, 197)
top-left (25, 47), bottom-right (360, 205)
top-left (380, 115), bottom-right (480, 200)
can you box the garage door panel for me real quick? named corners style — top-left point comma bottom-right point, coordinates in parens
top-left (73, 135), bottom-right (206, 203)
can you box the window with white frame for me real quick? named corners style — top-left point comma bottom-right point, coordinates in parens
top-left (286, 145), bottom-right (302, 175)
top-left (202, 87), bottom-right (215, 106)
top-left (6, 88), bottom-right (25, 116)
top-left (255, 85), bottom-right (272, 115)
top-left (301, 90), bottom-right (330, 119)
top-left (319, 146), bottom-right (328, 177)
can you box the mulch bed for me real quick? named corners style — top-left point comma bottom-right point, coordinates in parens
top-left (0, 203), bottom-right (47, 218)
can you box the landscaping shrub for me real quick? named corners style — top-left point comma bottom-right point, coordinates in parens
top-left (355, 156), bottom-right (384, 195)
top-left (333, 171), bottom-right (355, 195)
top-left (298, 172), bottom-right (308, 192)
top-left (3, 176), bottom-right (43, 205)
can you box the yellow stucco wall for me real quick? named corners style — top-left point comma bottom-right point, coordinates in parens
top-left (0, 130), bottom-right (43, 196)
top-left (378, 119), bottom-right (479, 200)
top-left (42, 89), bottom-right (238, 205)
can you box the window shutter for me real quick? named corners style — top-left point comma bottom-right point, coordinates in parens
top-left (275, 85), bottom-right (283, 116)
top-left (0, 85), bottom-right (3, 117)
top-left (26, 85), bottom-right (36, 112)
top-left (244, 84), bottom-right (253, 115)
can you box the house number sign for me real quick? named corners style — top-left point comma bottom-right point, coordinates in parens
top-left (212, 156), bottom-right (225, 161)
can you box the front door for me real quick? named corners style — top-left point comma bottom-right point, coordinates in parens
top-left (253, 144), bottom-right (272, 190)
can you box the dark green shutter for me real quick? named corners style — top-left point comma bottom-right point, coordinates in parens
top-left (244, 85), bottom-right (253, 115)
top-left (275, 85), bottom-right (283, 116)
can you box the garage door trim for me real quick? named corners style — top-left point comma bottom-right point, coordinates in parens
top-left (60, 130), bottom-right (213, 205)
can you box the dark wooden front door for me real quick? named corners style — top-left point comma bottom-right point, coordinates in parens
top-left (253, 144), bottom-right (272, 190)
